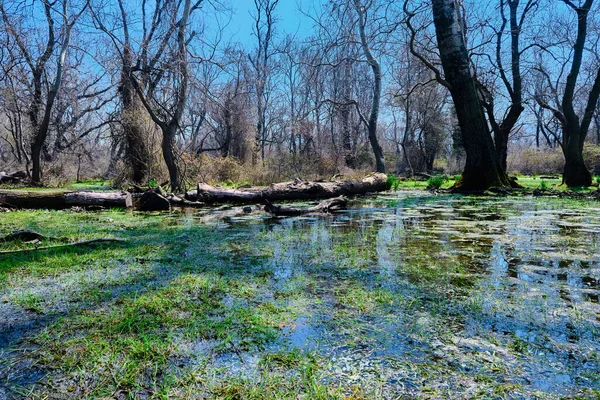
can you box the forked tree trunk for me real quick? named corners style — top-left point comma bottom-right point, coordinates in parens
top-left (558, 0), bottom-right (598, 187)
top-left (432, 0), bottom-right (509, 190)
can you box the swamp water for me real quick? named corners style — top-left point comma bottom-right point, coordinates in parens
top-left (0, 192), bottom-right (599, 398)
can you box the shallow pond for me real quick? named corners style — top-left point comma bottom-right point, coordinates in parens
top-left (203, 192), bottom-right (600, 398)
top-left (0, 192), bottom-right (599, 399)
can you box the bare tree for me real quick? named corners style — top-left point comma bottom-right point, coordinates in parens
top-left (428, 0), bottom-right (510, 189)
top-left (129, 0), bottom-right (201, 192)
top-left (249, 0), bottom-right (280, 164)
top-left (479, 0), bottom-right (538, 172)
top-left (352, 0), bottom-right (386, 172)
top-left (1, 0), bottom-right (88, 184)
top-left (535, 0), bottom-right (600, 186)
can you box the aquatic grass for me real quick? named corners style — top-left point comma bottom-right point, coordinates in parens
top-left (386, 174), bottom-right (402, 191)
top-left (1, 194), bottom-right (600, 398)
top-left (12, 291), bottom-right (45, 313)
top-left (426, 174), bottom-right (449, 189)
top-left (26, 272), bottom-right (291, 397)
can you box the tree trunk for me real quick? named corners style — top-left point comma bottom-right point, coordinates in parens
top-left (30, 143), bottom-right (43, 184)
top-left (563, 126), bottom-right (592, 186)
top-left (432, 0), bottom-right (509, 190)
top-left (354, 0), bottom-right (385, 173)
top-left (162, 123), bottom-right (181, 192)
top-left (30, 4), bottom-right (75, 185)
top-left (186, 173), bottom-right (388, 203)
top-left (121, 45), bottom-right (151, 185)
top-left (0, 190), bottom-right (132, 209)
top-left (558, 0), bottom-right (596, 187)
top-left (342, 55), bottom-right (355, 168)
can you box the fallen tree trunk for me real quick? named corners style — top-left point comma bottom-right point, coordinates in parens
top-left (0, 171), bottom-right (27, 184)
top-left (186, 173), bottom-right (387, 203)
top-left (264, 196), bottom-right (348, 216)
top-left (0, 190), bottom-right (132, 209)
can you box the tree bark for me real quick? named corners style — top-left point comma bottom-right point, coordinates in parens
top-left (162, 123), bottom-right (181, 191)
top-left (264, 196), bottom-right (348, 216)
top-left (563, 126), bottom-right (592, 186)
top-left (342, 54), bottom-right (355, 168)
top-left (121, 44), bottom-right (151, 185)
top-left (0, 190), bottom-right (132, 209)
top-left (432, 0), bottom-right (510, 190)
top-left (185, 173), bottom-right (387, 203)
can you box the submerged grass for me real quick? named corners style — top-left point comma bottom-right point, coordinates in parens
top-left (0, 193), bottom-right (599, 399)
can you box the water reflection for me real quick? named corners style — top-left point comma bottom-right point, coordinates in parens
top-left (180, 192), bottom-right (599, 395)
top-left (256, 193), bottom-right (599, 395)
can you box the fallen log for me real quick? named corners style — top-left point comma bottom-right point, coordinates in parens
top-left (185, 173), bottom-right (387, 203)
top-left (264, 196), bottom-right (348, 216)
top-left (0, 171), bottom-right (27, 184)
top-left (140, 190), bottom-right (171, 211)
top-left (0, 190), bottom-right (132, 209)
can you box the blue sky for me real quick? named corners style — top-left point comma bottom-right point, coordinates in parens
top-left (215, 0), bottom-right (319, 47)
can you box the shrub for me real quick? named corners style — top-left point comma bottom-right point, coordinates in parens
top-left (427, 175), bottom-right (448, 189)
top-left (507, 147), bottom-right (564, 175)
top-left (584, 144), bottom-right (600, 175)
top-left (182, 153), bottom-right (354, 187)
top-left (508, 144), bottom-right (600, 176)
top-left (386, 174), bottom-right (402, 190)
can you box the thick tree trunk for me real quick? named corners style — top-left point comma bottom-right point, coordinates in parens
top-left (121, 46), bottom-right (151, 185)
top-left (0, 190), bottom-right (132, 209)
top-left (494, 126), bottom-right (510, 173)
top-left (185, 173), bottom-right (387, 203)
top-left (30, 144), bottom-right (43, 184)
top-left (563, 128), bottom-right (592, 186)
top-left (432, 0), bottom-right (509, 190)
top-left (368, 119), bottom-right (386, 173)
top-left (162, 123), bottom-right (181, 192)
top-left (557, 0), bottom-right (597, 187)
